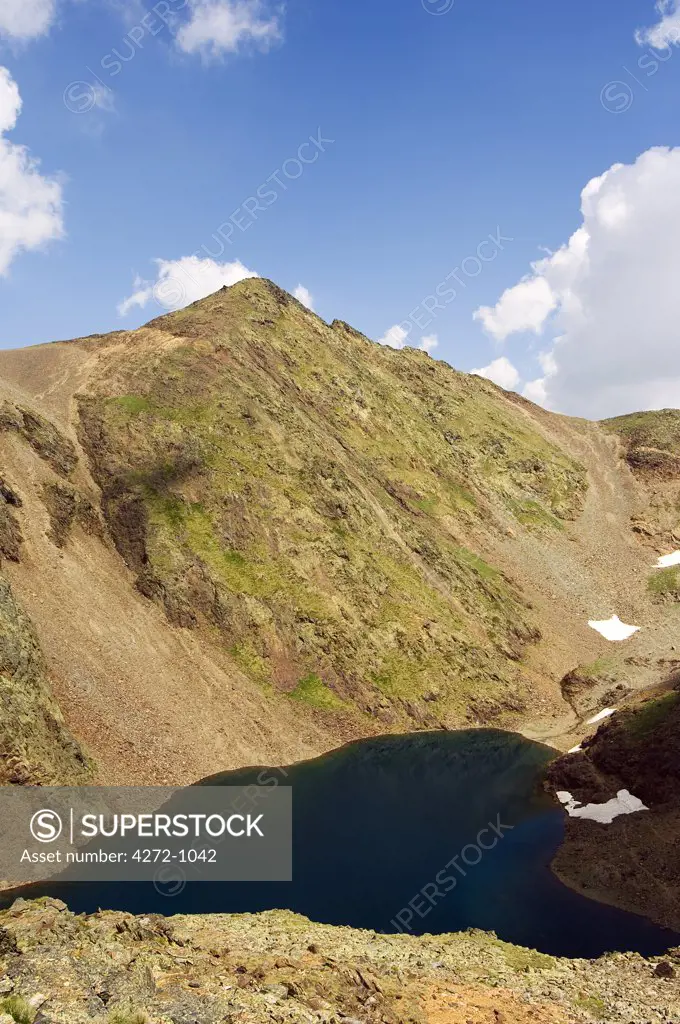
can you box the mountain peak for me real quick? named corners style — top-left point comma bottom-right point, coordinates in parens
top-left (142, 276), bottom-right (323, 342)
top-left (0, 285), bottom-right (677, 800)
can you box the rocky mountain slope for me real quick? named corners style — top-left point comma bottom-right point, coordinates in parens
top-left (0, 279), bottom-right (678, 784)
top-left (0, 897), bottom-right (677, 1024)
top-left (601, 409), bottom-right (680, 602)
top-left (0, 574), bottom-right (91, 786)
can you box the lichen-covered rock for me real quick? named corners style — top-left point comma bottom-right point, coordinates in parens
top-left (41, 482), bottom-right (101, 549)
top-left (0, 576), bottom-right (92, 784)
top-left (0, 509), bottom-right (21, 564)
top-left (0, 403), bottom-right (77, 479)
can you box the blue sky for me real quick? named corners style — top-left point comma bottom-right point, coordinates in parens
top-left (2, 0), bottom-right (680, 417)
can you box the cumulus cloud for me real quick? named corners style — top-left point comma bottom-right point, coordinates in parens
top-left (636, 0), bottom-right (680, 48)
top-left (0, 0), bottom-right (56, 41)
top-left (118, 255), bottom-right (257, 315)
top-left (473, 276), bottom-right (557, 342)
top-left (377, 324), bottom-right (408, 349)
top-left (522, 377), bottom-right (548, 406)
top-left (0, 68), bottom-right (20, 129)
top-left (293, 284), bottom-right (314, 310)
top-left (522, 351), bottom-right (557, 408)
top-left (0, 67), bottom-right (64, 276)
top-left (470, 356), bottom-right (520, 391)
top-left (473, 147), bottom-right (680, 418)
top-left (176, 0), bottom-right (281, 59)
top-left (420, 333), bottom-right (438, 354)
top-left (377, 324), bottom-right (439, 354)
top-left (0, 0), bottom-right (283, 58)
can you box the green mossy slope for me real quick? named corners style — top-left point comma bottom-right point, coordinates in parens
top-left (77, 279), bottom-right (587, 728)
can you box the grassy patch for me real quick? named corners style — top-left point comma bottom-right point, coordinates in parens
top-left (624, 691), bottom-right (680, 740)
top-left (455, 546), bottom-right (500, 581)
top-left (371, 653), bottom-right (447, 701)
top-left (289, 673), bottom-right (346, 710)
top-left (112, 395), bottom-right (154, 416)
top-left (229, 641), bottom-right (273, 689)
top-left (0, 996), bottom-right (35, 1024)
top-left (576, 656), bottom-right (616, 680)
top-left (148, 496), bottom-right (276, 597)
top-left (444, 481), bottom-right (478, 511)
top-left (146, 491), bottom-right (187, 531)
top-left (107, 1008), bottom-right (147, 1024)
top-left (575, 994), bottom-right (607, 1019)
top-left (648, 566), bottom-right (680, 600)
top-left (413, 496), bottom-right (439, 515)
top-left (507, 498), bottom-right (564, 532)
top-left (489, 939), bottom-right (555, 972)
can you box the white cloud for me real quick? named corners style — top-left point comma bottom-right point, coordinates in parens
top-left (473, 147), bottom-right (680, 418)
top-left (419, 333), bottom-right (438, 354)
top-left (374, 327), bottom-right (438, 356)
top-left (522, 350), bottom-right (557, 407)
top-left (0, 68), bottom-right (20, 132)
top-left (0, 0), bottom-right (283, 57)
top-left (293, 284), bottom-right (314, 310)
top-left (0, 67), bottom-right (64, 276)
top-left (636, 0), bottom-right (680, 48)
top-left (470, 356), bottom-right (520, 391)
top-left (377, 324), bottom-right (408, 349)
top-left (118, 255), bottom-right (257, 315)
top-left (0, 0), bottom-right (56, 41)
top-left (474, 276), bottom-right (557, 342)
top-left (377, 325), bottom-right (439, 353)
top-left (176, 0), bottom-right (281, 59)
top-left (522, 377), bottom-right (549, 407)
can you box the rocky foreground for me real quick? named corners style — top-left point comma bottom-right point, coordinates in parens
top-left (0, 898), bottom-right (677, 1024)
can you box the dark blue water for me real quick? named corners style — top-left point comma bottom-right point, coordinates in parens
top-left (4, 729), bottom-right (678, 958)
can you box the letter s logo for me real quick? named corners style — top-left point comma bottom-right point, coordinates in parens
top-left (30, 809), bottom-right (63, 843)
top-left (600, 81), bottom-right (634, 114)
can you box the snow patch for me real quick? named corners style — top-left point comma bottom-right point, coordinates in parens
top-left (586, 708), bottom-right (616, 725)
top-left (587, 615), bottom-right (640, 641)
top-left (558, 789), bottom-right (648, 824)
top-left (568, 745), bottom-right (583, 753)
top-left (654, 551), bottom-right (680, 569)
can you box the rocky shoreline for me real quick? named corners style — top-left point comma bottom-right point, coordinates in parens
top-left (546, 675), bottom-right (680, 934)
top-left (0, 897), bottom-right (677, 1024)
